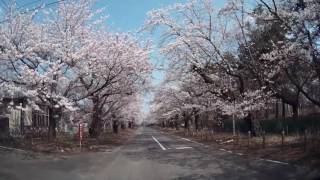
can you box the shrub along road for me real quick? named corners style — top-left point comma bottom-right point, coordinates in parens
top-left (0, 127), bottom-right (319, 180)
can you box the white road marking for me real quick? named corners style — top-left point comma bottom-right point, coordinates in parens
top-left (220, 139), bottom-right (234, 144)
top-left (0, 145), bottom-right (26, 152)
top-left (152, 136), bottom-right (166, 150)
top-left (219, 148), bottom-right (233, 154)
top-left (175, 146), bottom-right (193, 150)
top-left (181, 138), bottom-right (204, 145)
top-left (264, 159), bottom-right (289, 165)
top-left (219, 149), bottom-right (288, 165)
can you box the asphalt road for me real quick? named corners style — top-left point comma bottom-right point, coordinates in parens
top-left (0, 127), bottom-right (319, 180)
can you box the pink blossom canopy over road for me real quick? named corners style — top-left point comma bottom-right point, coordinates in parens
top-left (0, 0), bottom-right (152, 126)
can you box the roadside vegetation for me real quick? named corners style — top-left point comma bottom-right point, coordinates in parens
top-left (1, 127), bottom-right (136, 154)
top-left (0, 0), bottom-right (150, 152)
top-left (146, 0), bottom-right (320, 168)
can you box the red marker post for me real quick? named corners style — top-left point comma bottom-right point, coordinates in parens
top-left (79, 122), bottom-right (84, 150)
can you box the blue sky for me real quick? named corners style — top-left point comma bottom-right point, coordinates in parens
top-left (94, 0), bottom-right (191, 112)
top-left (96, 0), bottom-right (187, 32)
top-left (95, 0), bottom-right (188, 87)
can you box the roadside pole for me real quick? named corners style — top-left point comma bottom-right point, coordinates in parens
top-left (79, 122), bottom-right (84, 151)
top-left (232, 100), bottom-right (236, 136)
top-left (232, 113), bottom-right (235, 136)
top-left (230, 76), bottom-right (236, 137)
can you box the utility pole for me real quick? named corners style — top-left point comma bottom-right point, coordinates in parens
top-left (232, 100), bottom-right (235, 136)
top-left (229, 76), bottom-right (236, 136)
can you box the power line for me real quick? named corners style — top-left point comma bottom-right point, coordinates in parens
top-left (0, 0), bottom-right (65, 24)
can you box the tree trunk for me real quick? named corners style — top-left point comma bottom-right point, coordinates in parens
top-left (175, 121), bottom-right (179, 130)
top-left (282, 100), bottom-right (286, 119)
top-left (48, 106), bottom-right (56, 139)
top-left (244, 114), bottom-right (251, 132)
top-left (292, 104), bottom-right (299, 118)
top-left (252, 118), bottom-right (262, 136)
top-left (121, 121), bottom-right (125, 129)
top-left (89, 112), bottom-right (102, 138)
top-left (170, 120), bottom-right (174, 128)
top-left (48, 75), bottom-right (58, 139)
top-left (244, 113), bottom-right (257, 136)
top-left (184, 118), bottom-right (189, 129)
top-left (183, 112), bottom-right (189, 130)
top-left (195, 113), bottom-right (200, 131)
top-left (89, 97), bottom-right (102, 138)
top-left (200, 118), bottom-right (204, 130)
top-left (113, 120), bottom-right (118, 134)
top-left (175, 114), bottom-right (179, 130)
top-left (275, 100), bottom-right (279, 119)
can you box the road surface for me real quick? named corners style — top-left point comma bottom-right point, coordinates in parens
top-left (0, 127), bottom-right (319, 180)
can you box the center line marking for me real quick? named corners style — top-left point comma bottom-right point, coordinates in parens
top-left (152, 136), bottom-right (166, 150)
top-left (175, 147), bottom-right (193, 150)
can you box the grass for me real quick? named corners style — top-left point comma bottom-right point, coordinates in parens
top-left (0, 128), bottom-right (137, 154)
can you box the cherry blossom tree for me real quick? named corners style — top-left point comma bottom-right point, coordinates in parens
top-left (146, 0), bottom-right (320, 136)
top-left (74, 33), bottom-right (151, 137)
top-left (0, 0), bottom-right (151, 138)
top-left (256, 0), bottom-right (320, 107)
top-left (144, 0), bottom-right (272, 135)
